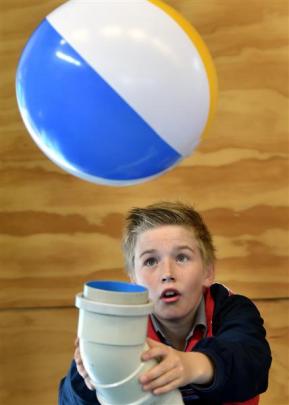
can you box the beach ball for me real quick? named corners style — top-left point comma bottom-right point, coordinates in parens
top-left (16, 0), bottom-right (218, 186)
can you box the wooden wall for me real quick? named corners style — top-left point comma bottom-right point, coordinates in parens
top-left (0, 0), bottom-right (288, 404)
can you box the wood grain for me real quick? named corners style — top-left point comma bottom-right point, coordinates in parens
top-left (0, 306), bottom-right (78, 405)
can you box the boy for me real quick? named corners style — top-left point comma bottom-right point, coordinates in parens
top-left (59, 201), bottom-right (271, 404)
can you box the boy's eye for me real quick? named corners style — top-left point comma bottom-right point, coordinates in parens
top-left (144, 257), bottom-right (158, 267)
top-left (176, 253), bottom-right (189, 263)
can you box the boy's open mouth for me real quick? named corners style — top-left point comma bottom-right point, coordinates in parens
top-left (160, 288), bottom-right (181, 303)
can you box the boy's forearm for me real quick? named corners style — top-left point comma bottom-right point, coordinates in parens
top-left (59, 360), bottom-right (100, 405)
top-left (180, 351), bottom-right (214, 385)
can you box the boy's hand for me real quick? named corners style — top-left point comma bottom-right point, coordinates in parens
top-left (74, 338), bottom-right (96, 391)
top-left (139, 338), bottom-right (214, 395)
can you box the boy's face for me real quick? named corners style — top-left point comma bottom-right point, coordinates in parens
top-left (132, 225), bottom-right (214, 325)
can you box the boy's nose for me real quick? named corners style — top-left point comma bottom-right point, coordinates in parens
top-left (162, 274), bottom-right (175, 283)
top-left (161, 259), bottom-right (176, 283)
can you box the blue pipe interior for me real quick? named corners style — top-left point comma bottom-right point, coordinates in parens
top-left (86, 280), bottom-right (147, 293)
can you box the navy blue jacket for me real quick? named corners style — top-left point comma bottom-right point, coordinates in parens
top-left (58, 284), bottom-right (271, 405)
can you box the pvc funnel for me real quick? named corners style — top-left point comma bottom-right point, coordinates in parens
top-left (76, 280), bottom-right (184, 405)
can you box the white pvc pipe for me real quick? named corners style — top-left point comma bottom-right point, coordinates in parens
top-left (76, 281), bottom-right (184, 405)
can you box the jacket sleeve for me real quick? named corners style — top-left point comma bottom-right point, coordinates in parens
top-left (58, 360), bottom-right (101, 405)
top-left (191, 288), bottom-right (272, 402)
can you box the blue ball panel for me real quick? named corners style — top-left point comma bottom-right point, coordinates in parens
top-left (16, 20), bottom-right (181, 182)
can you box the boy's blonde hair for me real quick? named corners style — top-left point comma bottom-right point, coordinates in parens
top-left (122, 201), bottom-right (216, 276)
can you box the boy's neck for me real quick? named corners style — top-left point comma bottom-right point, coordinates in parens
top-left (161, 318), bottom-right (194, 350)
top-left (154, 306), bottom-right (199, 351)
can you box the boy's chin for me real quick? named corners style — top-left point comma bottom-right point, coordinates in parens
top-left (154, 308), bottom-right (185, 323)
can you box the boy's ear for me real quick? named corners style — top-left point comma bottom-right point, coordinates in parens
top-left (129, 271), bottom-right (136, 283)
top-left (203, 264), bottom-right (215, 287)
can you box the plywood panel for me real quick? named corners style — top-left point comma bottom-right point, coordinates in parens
top-left (0, 299), bottom-right (287, 405)
top-left (0, 211), bottom-right (288, 308)
top-left (0, 307), bottom-right (78, 405)
top-left (0, 0), bottom-right (288, 307)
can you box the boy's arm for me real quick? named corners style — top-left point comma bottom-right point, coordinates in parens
top-left (58, 360), bottom-right (100, 405)
top-left (139, 292), bottom-right (271, 402)
top-left (191, 293), bottom-right (271, 402)
top-left (139, 340), bottom-right (214, 394)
